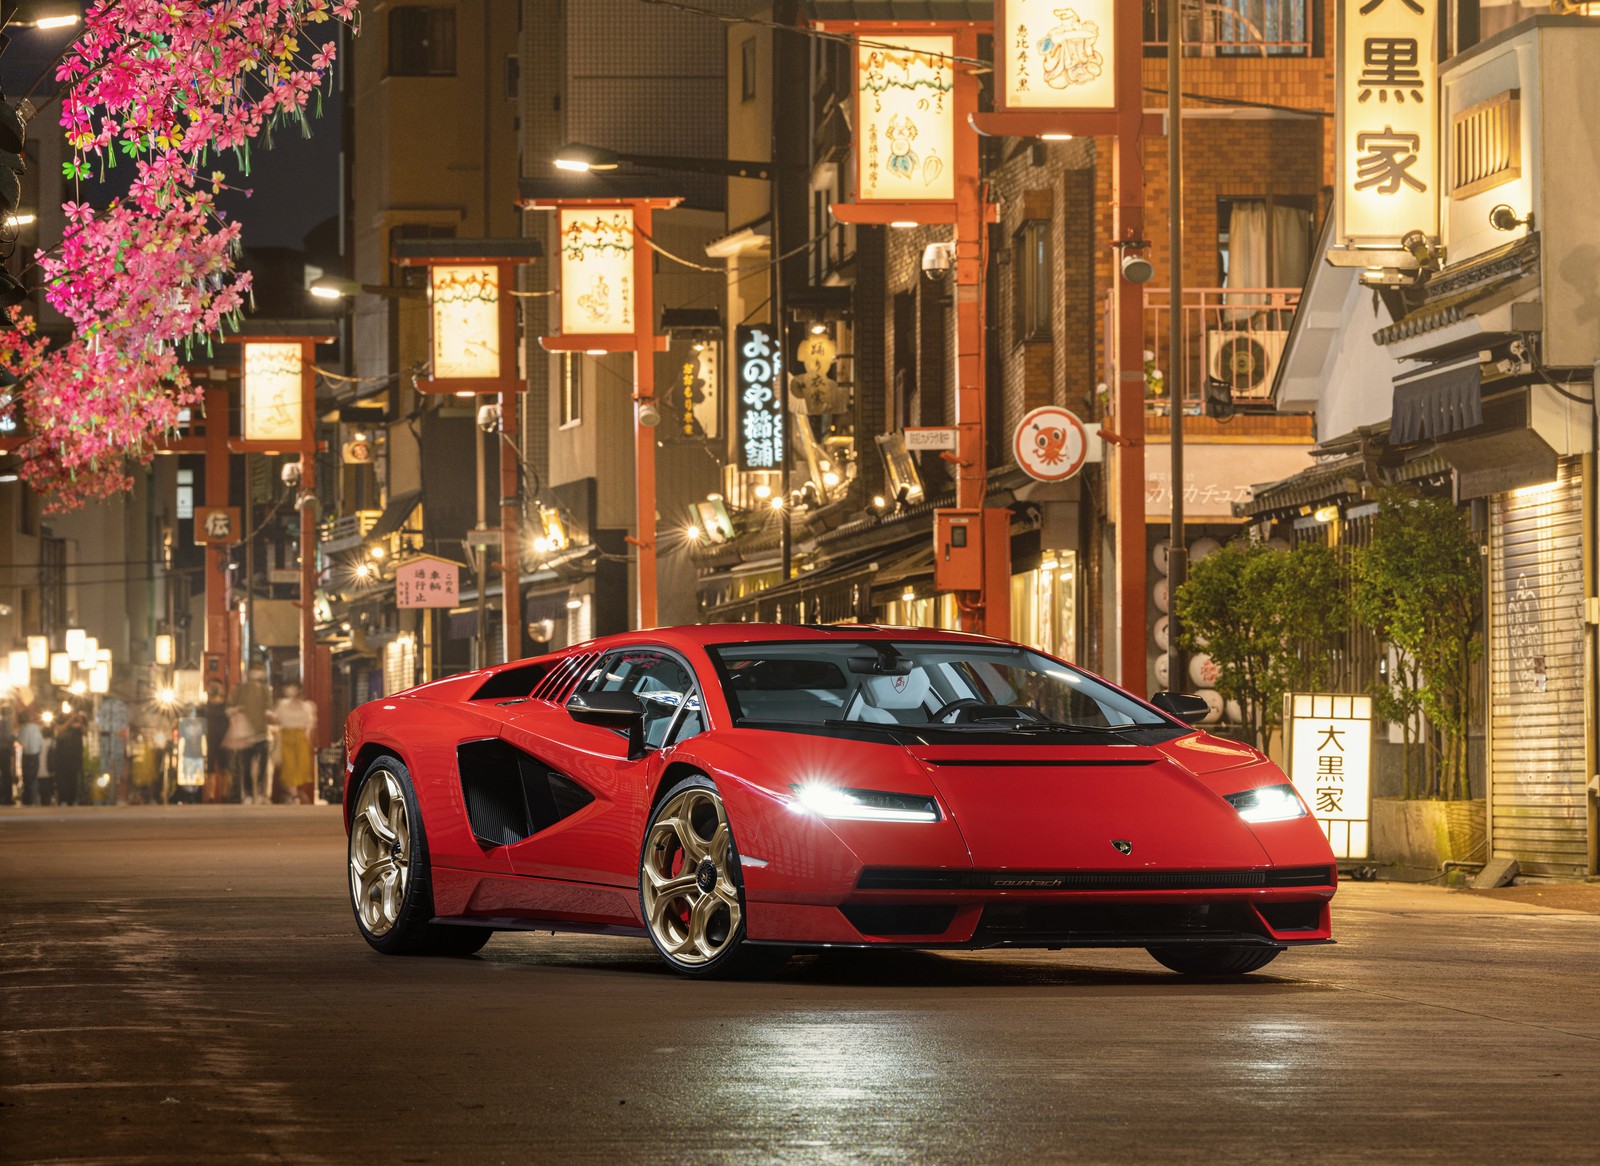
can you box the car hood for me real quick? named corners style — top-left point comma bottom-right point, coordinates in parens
top-left (906, 743), bottom-right (1273, 870)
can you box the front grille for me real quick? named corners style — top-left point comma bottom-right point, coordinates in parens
top-left (974, 901), bottom-right (1266, 945)
top-left (857, 865), bottom-right (1335, 892)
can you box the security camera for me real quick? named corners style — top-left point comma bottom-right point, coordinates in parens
top-left (279, 461), bottom-right (302, 488)
top-left (476, 403), bottom-right (501, 433)
top-left (922, 241), bottom-right (956, 278)
top-left (637, 400), bottom-right (661, 428)
top-left (1120, 252), bottom-right (1155, 284)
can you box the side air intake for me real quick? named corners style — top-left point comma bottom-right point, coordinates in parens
top-left (457, 739), bottom-right (595, 847)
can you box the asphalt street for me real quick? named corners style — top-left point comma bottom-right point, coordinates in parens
top-left (2, 806), bottom-right (1597, 1165)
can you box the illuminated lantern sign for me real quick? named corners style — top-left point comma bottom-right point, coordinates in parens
top-left (855, 34), bottom-right (955, 202)
top-left (558, 207), bottom-right (635, 335)
top-left (242, 342), bottom-right (303, 442)
top-left (735, 324), bottom-right (783, 472)
top-left (1336, 0), bottom-right (1437, 247)
top-left (430, 265), bottom-right (502, 380)
top-left (997, 0), bottom-right (1117, 112)
top-left (1285, 693), bottom-right (1373, 860)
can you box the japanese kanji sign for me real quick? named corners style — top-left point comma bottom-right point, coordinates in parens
top-left (395, 557), bottom-right (461, 609)
top-left (430, 265), bottom-right (502, 380)
top-left (735, 324), bottom-right (784, 472)
top-left (997, 0), bottom-right (1117, 112)
top-left (194, 507), bottom-right (241, 546)
top-left (242, 342), bottom-right (303, 443)
top-left (855, 34), bottom-right (956, 202)
top-left (1337, 0), bottom-right (1438, 245)
top-left (1286, 693), bottom-right (1373, 860)
top-left (558, 207), bottom-right (635, 335)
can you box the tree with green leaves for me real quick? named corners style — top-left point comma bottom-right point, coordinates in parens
top-left (1351, 490), bottom-right (1482, 800)
top-left (1173, 538), bottom-right (1350, 751)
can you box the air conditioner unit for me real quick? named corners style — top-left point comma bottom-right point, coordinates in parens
top-left (1207, 328), bottom-right (1288, 400)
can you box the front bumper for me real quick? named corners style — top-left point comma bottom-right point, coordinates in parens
top-left (744, 865), bottom-right (1337, 949)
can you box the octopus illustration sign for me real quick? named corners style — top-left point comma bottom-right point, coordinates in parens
top-left (854, 34), bottom-right (956, 203)
top-left (1015, 405), bottom-right (1089, 482)
top-left (997, 0), bottom-right (1117, 113)
top-left (430, 266), bottom-right (502, 381)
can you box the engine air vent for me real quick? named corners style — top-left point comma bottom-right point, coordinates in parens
top-left (457, 739), bottom-right (595, 847)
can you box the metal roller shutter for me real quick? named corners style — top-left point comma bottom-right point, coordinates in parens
top-left (1488, 457), bottom-right (1588, 877)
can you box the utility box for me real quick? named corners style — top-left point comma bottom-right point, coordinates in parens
top-left (933, 509), bottom-right (984, 592)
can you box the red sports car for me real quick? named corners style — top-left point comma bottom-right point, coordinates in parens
top-left (343, 624), bottom-right (1336, 978)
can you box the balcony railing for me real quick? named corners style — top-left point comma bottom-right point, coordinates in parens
top-left (1140, 287), bottom-right (1301, 411)
top-left (319, 510), bottom-right (381, 555)
top-left (1143, 0), bottom-right (1314, 56)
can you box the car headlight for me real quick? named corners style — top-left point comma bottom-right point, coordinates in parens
top-left (1223, 783), bottom-right (1307, 823)
top-left (790, 783), bottom-right (940, 823)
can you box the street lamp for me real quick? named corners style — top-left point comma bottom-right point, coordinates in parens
top-left (308, 275), bottom-right (422, 301)
top-left (553, 142), bottom-right (789, 181)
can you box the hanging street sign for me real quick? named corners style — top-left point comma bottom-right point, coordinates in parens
top-left (855, 34), bottom-right (957, 203)
top-left (1014, 405), bottom-right (1089, 482)
top-left (559, 207), bottom-right (636, 335)
top-left (997, 0), bottom-right (1117, 113)
top-left (430, 265), bottom-right (503, 380)
top-left (735, 323), bottom-right (784, 472)
top-left (241, 342), bottom-right (304, 443)
top-left (395, 556), bottom-right (462, 609)
top-left (1334, 0), bottom-right (1438, 253)
top-left (904, 426), bottom-right (959, 451)
top-left (194, 507), bottom-right (242, 546)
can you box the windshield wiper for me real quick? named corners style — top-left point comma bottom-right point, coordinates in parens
top-left (998, 719), bottom-right (1150, 734)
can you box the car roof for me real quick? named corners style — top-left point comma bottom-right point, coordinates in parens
top-left (573, 623), bottom-right (1006, 655)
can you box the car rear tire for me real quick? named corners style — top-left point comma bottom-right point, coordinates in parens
top-left (348, 755), bottom-right (492, 957)
top-left (639, 775), bottom-right (791, 979)
top-left (1146, 944), bottom-right (1282, 976)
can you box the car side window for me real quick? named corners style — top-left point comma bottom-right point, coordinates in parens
top-left (581, 650), bottom-right (700, 751)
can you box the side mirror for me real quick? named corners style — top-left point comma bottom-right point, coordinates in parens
top-left (1151, 691), bottom-right (1210, 726)
top-left (567, 690), bottom-right (646, 758)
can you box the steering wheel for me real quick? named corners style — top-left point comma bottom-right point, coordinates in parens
top-left (933, 700), bottom-right (1051, 725)
top-left (931, 698), bottom-right (985, 723)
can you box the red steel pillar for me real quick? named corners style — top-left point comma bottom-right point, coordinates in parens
top-left (633, 204), bottom-right (659, 630)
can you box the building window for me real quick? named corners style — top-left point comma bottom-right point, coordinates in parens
top-left (1013, 220), bottom-right (1051, 344)
top-left (1217, 197), bottom-right (1313, 289)
top-left (561, 354), bottom-right (583, 427)
top-left (741, 38), bottom-right (757, 101)
top-left (505, 55), bottom-right (520, 101)
top-left (389, 7), bottom-right (456, 77)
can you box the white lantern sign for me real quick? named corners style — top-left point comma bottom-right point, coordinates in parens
top-left (1285, 693), bottom-right (1373, 860)
top-left (242, 342), bottom-right (304, 443)
top-left (430, 265), bottom-right (502, 380)
top-left (1335, 0), bottom-right (1438, 247)
top-left (855, 35), bottom-right (956, 202)
top-left (998, 0), bottom-right (1116, 112)
top-left (559, 208), bottom-right (635, 335)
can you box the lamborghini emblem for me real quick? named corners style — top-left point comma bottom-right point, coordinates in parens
top-left (1111, 839), bottom-right (1133, 855)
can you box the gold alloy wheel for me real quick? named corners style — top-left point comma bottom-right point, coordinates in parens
top-left (641, 786), bottom-right (742, 966)
top-left (349, 768), bottom-right (412, 937)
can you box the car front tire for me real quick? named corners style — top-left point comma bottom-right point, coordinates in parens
top-left (348, 754), bottom-right (491, 957)
top-left (1146, 944), bottom-right (1281, 976)
top-left (639, 774), bottom-right (791, 979)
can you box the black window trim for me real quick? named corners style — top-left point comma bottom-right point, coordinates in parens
top-left (568, 644), bottom-right (708, 752)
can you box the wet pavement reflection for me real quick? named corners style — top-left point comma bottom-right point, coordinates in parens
top-left (2, 806), bottom-right (1597, 1164)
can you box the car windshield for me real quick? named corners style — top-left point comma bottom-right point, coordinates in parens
top-left (710, 641), bottom-right (1171, 733)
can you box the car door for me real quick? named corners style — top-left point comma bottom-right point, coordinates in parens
top-left (497, 647), bottom-right (705, 893)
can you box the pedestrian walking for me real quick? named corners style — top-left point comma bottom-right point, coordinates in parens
top-left (19, 710), bottom-right (42, 805)
top-left (273, 683), bottom-right (317, 804)
top-left (0, 711), bottom-right (15, 805)
top-left (176, 705), bottom-right (206, 804)
top-left (53, 714), bottom-right (85, 807)
top-left (36, 722), bottom-right (55, 806)
top-left (203, 683), bottom-right (232, 803)
top-left (229, 665), bottom-right (270, 804)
